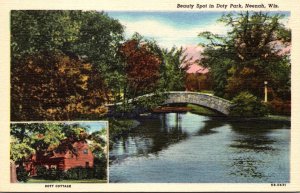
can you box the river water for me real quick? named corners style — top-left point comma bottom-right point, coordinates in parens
top-left (109, 112), bottom-right (290, 183)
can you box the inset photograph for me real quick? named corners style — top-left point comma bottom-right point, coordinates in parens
top-left (10, 121), bottom-right (108, 183)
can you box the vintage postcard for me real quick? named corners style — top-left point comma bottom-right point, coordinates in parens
top-left (0, 0), bottom-right (299, 192)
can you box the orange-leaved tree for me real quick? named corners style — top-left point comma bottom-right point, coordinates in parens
top-left (119, 39), bottom-right (162, 99)
top-left (11, 52), bottom-right (107, 121)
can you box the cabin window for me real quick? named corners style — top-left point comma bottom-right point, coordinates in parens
top-left (50, 165), bottom-right (57, 169)
top-left (83, 149), bottom-right (88, 154)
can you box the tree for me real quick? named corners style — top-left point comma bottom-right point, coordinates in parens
top-left (119, 37), bottom-right (162, 100)
top-left (11, 10), bottom-right (124, 120)
top-left (10, 123), bottom-right (87, 165)
top-left (185, 73), bottom-right (212, 91)
top-left (11, 10), bottom-right (124, 68)
top-left (11, 11), bottom-right (80, 60)
top-left (114, 34), bottom-right (196, 114)
top-left (88, 129), bottom-right (107, 180)
top-left (199, 12), bottom-right (291, 100)
top-left (11, 52), bottom-right (107, 120)
top-left (69, 11), bottom-right (124, 102)
top-left (160, 47), bottom-right (192, 91)
top-left (88, 130), bottom-right (107, 159)
top-left (10, 123), bottom-right (66, 181)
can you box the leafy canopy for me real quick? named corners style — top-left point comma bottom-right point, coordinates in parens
top-left (11, 10), bottom-right (124, 121)
top-left (199, 11), bottom-right (291, 100)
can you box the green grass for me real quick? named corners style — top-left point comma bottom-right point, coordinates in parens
top-left (199, 90), bottom-right (214, 95)
top-left (27, 178), bottom-right (106, 183)
top-left (187, 104), bottom-right (219, 116)
top-left (250, 115), bottom-right (291, 122)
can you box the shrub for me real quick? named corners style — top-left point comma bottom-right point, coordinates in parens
top-left (16, 166), bottom-right (29, 182)
top-left (87, 168), bottom-right (94, 179)
top-left (35, 166), bottom-right (65, 180)
top-left (45, 168), bottom-right (58, 180)
top-left (77, 167), bottom-right (87, 180)
top-left (65, 166), bottom-right (91, 180)
top-left (34, 165), bottom-right (103, 180)
top-left (65, 168), bottom-right (78, 179)
top-left (93, 157), bottom-right (107, 180)
top-left (229, 91), bottom-right (268, 117)
top-left (55, 169), bottom-right (65, 181)
top-left (36, 165), bottom-right (47, 178)
top-left (268, 98), bottom-right (291, 115)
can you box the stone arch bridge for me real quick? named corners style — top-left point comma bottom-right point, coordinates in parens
top-left (161, 91), bottom-right (232, 115)
top-left (106, 91), bottom-right (232, 115)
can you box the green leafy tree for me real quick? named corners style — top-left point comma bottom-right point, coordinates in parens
top-left (199, 12), bottom-right (291, 101)
top-left (11, 10), bottom-right (124, 67)
top-left (160, 47), bottom-right (192, 91)
top-left (88, 130), bottom-right (107, 159)
top-left (10, 123), bottom-right (66, 181)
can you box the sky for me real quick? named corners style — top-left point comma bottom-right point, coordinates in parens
top-left (107, 11), bottom-right (228, 49)
top-left (107, 11), bottom-right (290, 49)
top-left (107, 11), bottom-right (290, 73)
top-left (77, 122), bottom-right (108, 134)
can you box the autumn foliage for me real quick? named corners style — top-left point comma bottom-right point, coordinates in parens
top-left (119, 39), bottom-right (162, 97)
top-left (185, 73), bottom-right (212, 91)
top-left (11, 52), bottom-right (107, 121)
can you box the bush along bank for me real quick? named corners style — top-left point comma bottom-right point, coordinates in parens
top-left (229, 91), bottom-right (268, 117)
top-left (227, 91), bottom-right (290, 123)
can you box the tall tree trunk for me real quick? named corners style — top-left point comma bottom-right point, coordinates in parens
top-left (10, 160), bottom-right (18, 183)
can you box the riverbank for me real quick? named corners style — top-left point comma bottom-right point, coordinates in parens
top-left (187, 104), bottom-right (221, 116)
top-left (182, 104), bottom-right (290, 123)
top-left (230, 115), bottom-right (290, 123)
top-left (204, 114), bottom-right (291, 125)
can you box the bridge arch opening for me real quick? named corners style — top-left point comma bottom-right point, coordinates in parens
top-left (154, 103), bottom-right (225, 116)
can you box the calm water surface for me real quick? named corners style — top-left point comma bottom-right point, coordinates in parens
top-left (109, 112), bottom-right (290, 183)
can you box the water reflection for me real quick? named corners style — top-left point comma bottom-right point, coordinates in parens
top-left (196, 120), bottom-right (225, 136)
top-left (110, 113), bottom-right (191, 162)
top-left (228, 120), bottom-right (289, 153)
top-left (110, 113), bottom-right (290, 183)
top-left (230, 137), bottom-right (276, 152)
